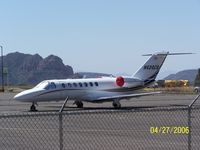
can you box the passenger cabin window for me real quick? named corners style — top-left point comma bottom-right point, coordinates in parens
top-left (79, 83), bottom-right (83, 87)
top-left (89, 82), bottom-right (93, 87)
top-left (73, 83), bottom-right (77, 87)
top-left (68, 83), bottom-right (72, 87)
top-left (84, 82), bottom-right (88, 87)
top-left (50, 82), bottom-right (56, 89)
top-left (61, 83), bottom-right (65, 88)
top-left (94, 82), bottom-right (99, 86)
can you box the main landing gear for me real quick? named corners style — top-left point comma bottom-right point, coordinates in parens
top-left (74, 101), bottom-right (83, 108)
top-left (112, 100), bottom-right (121, 109)
top-left (30, 102), bottom-right (38, 112)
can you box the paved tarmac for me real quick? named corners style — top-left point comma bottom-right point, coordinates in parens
top-left (0, 93), bottom-right (200, 150)
top-left (0, 92), bottom-right (199, 112)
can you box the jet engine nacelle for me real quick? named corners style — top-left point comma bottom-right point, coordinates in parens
top-left (116, 76), bottom-right (125, 87)
top-left (115, 76), bottom-right (144, 88)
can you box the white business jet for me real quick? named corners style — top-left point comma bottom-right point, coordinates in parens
top-left (14, 51), bottom-right (191, 111)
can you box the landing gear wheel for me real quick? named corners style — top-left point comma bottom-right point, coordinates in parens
top-left (75, 101), bottom-right (83, 108)
top-left (30, 103), bottom-right (37, 112)
top-left (112, 101), bottom-right (121, 109)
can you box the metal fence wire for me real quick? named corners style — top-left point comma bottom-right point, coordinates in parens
top-left (190, 106), bottom-right (200, 150)
top-left (0, 99), bottom-right (200, 150)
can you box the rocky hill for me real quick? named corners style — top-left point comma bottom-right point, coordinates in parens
top-left (164, 69), bottom-right (198, 84)
top-left (0, 52), bottom-right (73, 85)
top-left (0, 52), bottom-right (198, 86)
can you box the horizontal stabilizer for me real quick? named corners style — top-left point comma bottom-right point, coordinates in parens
top-left (142, 52), bottom-right (194, 56)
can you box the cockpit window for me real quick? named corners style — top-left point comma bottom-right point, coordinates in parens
top-left (34, 81), bottom-right (50, 89)
top-left (34, 81), bottom-right (57, 90)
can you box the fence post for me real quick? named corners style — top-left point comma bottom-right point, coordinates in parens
top-left (59, 112), bottom-right (63, 150)
top-left (58, 97), bottom-right (68, 150)
top-left (188, 106), bottom-right (191, 150)
top-left (188, 94), bottom-right (200, 150)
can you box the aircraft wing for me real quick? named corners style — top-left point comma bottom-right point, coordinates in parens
top-left (96, 91), bottom-right (161, 101)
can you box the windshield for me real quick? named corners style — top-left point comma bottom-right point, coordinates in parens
top-left (34, 81), bottom-right (50, 89)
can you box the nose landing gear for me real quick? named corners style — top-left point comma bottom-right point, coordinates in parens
top-left (74, 101), bottom-right (83, 108)
top-left (30, 102), bottom-right (37, 112)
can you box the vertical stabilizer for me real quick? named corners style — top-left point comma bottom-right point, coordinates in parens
top-left (133, 52), bottom-right (169, 84)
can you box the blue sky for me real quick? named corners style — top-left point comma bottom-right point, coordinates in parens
top-left (0, 0), bottom-right (200, 78)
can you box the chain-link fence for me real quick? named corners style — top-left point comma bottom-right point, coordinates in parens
top-left (189, 95), bottom-right (200, 150)
top-left (0, 97), bottom-right (200, 150)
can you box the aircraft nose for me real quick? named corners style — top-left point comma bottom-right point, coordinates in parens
top-left (14, 92), bottom-right (26, 101)
top-left (13, 90), bottom-right (36, 102)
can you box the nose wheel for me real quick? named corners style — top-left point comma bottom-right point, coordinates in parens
top-left (30, 102), bottom-right (37, 112)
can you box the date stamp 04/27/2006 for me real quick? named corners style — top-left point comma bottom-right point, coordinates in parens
top-left (150, 126), bottom-right (190, 135)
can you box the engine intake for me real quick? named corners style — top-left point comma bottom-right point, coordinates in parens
top-left (116, 76), bottom-right (125, 87)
